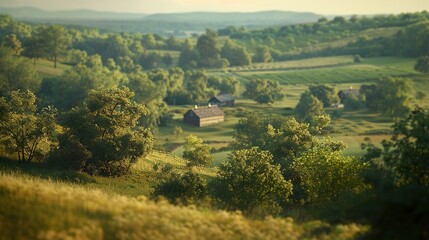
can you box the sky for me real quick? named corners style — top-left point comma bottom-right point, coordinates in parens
top-left (1, 0), bottom-right (429, 15)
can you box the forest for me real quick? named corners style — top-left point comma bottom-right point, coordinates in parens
top-left (0, 10), bottom-right (429, 239)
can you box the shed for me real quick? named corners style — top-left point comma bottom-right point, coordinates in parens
top-left (183, 106), bottom-right (225, 127)
top-left (208, 94), bottom-right (235, 107)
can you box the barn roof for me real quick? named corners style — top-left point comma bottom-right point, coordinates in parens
top-left (210, 94), bottom-right (234, 103)
top-left (186, 106), bottom-right (224, 118)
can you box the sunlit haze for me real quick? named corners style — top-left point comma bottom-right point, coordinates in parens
top-left (1, 0), bottom-right (429, 14)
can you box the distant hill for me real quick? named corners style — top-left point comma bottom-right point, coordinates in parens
top-left (144, 11), bottom-right (323, 26)
top-left (0, 7), bottom-right (324, 35)
top-left (0, 7), bottom-right (147, 20)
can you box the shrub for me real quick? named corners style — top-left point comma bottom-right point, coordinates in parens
top-left (153, 170), bottom-right (207, 205)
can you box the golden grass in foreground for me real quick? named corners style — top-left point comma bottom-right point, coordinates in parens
top-left (0, 173), bottom-right (367, 240)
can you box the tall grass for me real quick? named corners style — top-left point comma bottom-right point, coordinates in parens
top-left (0, 173), bottom-right (367, 239)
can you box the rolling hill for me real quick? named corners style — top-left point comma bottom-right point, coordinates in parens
top-left (0, 7), bottom-right (147, 20)
top-left (0, 7), bottom-right (324, 34)
top-left (144, 11), bottom-right (323, 26)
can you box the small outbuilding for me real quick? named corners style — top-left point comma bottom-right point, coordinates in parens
top-left (208, 94), bottom-right (235, 107)
top-left (183, 106), bottom-right (225, 127)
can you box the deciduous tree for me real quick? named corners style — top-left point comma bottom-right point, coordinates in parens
top-left (414, 56), bottom-right (429, 73)
top-left (295, 91), bottom-right (324, 123)
top-left (57, 87), bottom-right (154, 176)
top-left (292, 141), bottom-right (367, 204)
top-left (213, 147), bottom-right (293, 216)
top-left (196, 29), bottom-right (221, 68)
top-left (378, 77), bottom-right (413, 120)
top-left (309, 84), bottom-right (339, 107)
top-left (39, 25), bottom-right (72, 68)
top-left (0, 47), bottom-right (41, 96)
top-left (220, 39), bottom-right (251, 66)
top-left (252, 46), bottom-right (273, 63)
top-left (3, 34), bottom-right (22, 55)
top-left (243, 79), bottom-right (283, 104)
top-left (182, 134), bottom-right (213, 167)
top-left (0, 90), bottom-right (56, 163)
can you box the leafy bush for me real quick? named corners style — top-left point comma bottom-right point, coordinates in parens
top-left (153, 170), bottom-right (207, 205)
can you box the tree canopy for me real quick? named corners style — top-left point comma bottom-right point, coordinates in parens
top-left (295, 91), bottom-right (324, 123)
top-left (0, 47), bottom-right (40, 96)
top-left (38, 25), bottom-right (72, 68)
top-left (214, 147), bottom-right (293, 216)
top-left (308, 84), bottom-right (339, 107)
top-left (182, 134), bottom-right (213, 167)
top-left (0, 90), bottom-right (56, 163)
top-left (220, 39), bottom-right (251, 67)
top-left (57, 87), bottom-right (154, 176)
top-left (414, 56), bottom-right (429, 73)
top-left (243, 79), bottom-right (283, 104)
top-left (196, 29), bottom-right (221, 68)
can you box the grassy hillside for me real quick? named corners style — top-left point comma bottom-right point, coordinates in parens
top-left (0, 151), bottom-right (215, 197)
top-left (0, 173), bottom-right (367, 239)
top-left (34, 59), bottom-right (71, 77)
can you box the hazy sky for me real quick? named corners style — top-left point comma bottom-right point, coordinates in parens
top-left (1, 0), bottom-right (429, 15)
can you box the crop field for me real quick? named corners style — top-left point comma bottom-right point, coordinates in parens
top-left (233, 57), bottom-right (417, 85)
top-left (226, 56), bottom-right (355, 72)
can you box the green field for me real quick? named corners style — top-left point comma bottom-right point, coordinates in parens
top-left (234, 57), bottom-right (417, 84)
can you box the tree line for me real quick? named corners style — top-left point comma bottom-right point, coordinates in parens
top-left (2, 12), bottom-right (429, 73)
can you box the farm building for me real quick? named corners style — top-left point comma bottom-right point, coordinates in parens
top-left (183, 106), bottom-right (225, 127)
top-left (338, 87), bottom-right (360, 103)
top-left (208, 94), bottom-right (235, 107)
